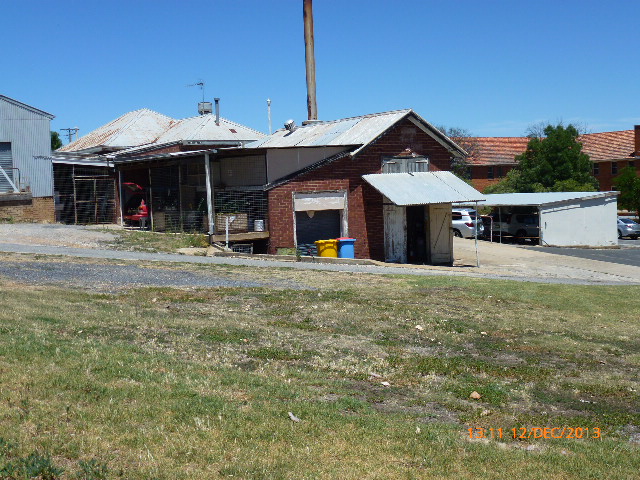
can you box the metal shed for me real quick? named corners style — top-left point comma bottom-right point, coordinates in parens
top-left (0, 95), bottom-right (54, 197)
top-left (363, 171), bottom-right (484, 265)
top-left (470, 192), bottom-right (619, 247)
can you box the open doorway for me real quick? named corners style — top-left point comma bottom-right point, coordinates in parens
top-left (406, 205), bottom-right (426, 264)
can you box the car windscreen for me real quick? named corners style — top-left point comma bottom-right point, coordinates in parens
top-left (619, 218), bottom-right (637, 225)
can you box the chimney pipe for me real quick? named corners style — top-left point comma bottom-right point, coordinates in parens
top-left (635, 125), bottom-right (640, 156)
top-left (303, 0), bottom-right (318, 121)
top-left (214, 98), bottom-right (220, 126)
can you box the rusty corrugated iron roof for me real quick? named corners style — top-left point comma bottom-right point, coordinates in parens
top-left (58, 109), bottom-right (175, 153)
top-left (154, 114), bottom-right (264, 144)
top-left (245, 109), bottom-right (467, 157)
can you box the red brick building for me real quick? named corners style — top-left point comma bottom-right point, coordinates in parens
top-left (467, 126), bottom-right (640, 192)
top-left (255, 110), bottom-right (467, 260)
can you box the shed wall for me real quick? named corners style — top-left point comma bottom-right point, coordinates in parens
top-left (0, 99), bottom-right (52, 197)
top-left (540, 196), bottom-right (618, 246)
top-left (266, 146), bottom-right (346, 183)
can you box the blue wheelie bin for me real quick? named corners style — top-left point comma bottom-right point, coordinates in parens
top-left (336, 237), bottom-right (356, 259)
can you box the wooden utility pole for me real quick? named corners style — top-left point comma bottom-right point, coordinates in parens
top-left (303, 0), bottom-right (318, 121)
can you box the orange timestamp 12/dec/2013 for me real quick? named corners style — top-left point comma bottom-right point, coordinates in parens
top-left (468, 426), bottom-right (602, 440)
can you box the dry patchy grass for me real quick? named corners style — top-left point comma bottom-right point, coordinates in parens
top-left (0, 263), bottom-right (638, 479)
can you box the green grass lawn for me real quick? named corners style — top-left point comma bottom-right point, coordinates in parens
top-left (0, 262), bottom-right (638, 479)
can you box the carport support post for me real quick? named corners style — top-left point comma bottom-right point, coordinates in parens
top-left (118, 170), bottom-right (124, 226)
top-left (204, 153), bottom-right (214, 236)
top-left (475, 201), bottom-right (480, 268)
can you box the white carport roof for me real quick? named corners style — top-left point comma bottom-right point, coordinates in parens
top-left (362, 171), bottom-right (485, 205)
top-left (465, 191), bottom-right (618, 207)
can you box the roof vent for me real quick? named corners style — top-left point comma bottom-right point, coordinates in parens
top-left (284, 119), bottom-right (296, 131)
top-left (198, 102), bottom-right (212, 115)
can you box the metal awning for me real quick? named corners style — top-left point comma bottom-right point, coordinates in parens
top-left (458, 191), bottom-right (619, 207)
top-left (362, 171), bottom-right (484, 206)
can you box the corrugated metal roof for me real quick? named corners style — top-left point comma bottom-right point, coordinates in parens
top-left (470, 191), bottom-right (619, 207)
top-left (59, 109), bottom-right (175, 153)
top-left (247, 109), bottom-right (412, 149)
top-left (0, 95), bottom-right (55, 119)
top-left (362, 171), bottom-right (485, 205)
top-left (153, 114), bottom-right (265, 144)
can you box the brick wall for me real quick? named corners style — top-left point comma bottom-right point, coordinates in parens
top-left (0, 196), bottom-right (55, 222)
top-left (594, 160), bottom-right (639, 191)
top-left (267, 118), bottom-right (456, 260)
top-left (471, 165), bottom-right (514, 192)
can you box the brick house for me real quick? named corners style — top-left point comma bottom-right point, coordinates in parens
top-left (467, 126), bottom-right (640, 192)
top-left (247, 109), bottom-right (469, 261)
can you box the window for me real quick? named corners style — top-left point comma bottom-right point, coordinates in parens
top-left (0, 143), bottom-right (14, 193)
top-left (382, 156), bottom-right (429, 174)
top-left (487, 166), bottom-right (494, 179)
top-left (593, 163), bottom-right (599, 175)
top-left (611, 162), bottom-right (618, 175)
top-left (497, 166), bottom-right (503, 178)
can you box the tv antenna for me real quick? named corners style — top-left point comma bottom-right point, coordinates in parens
top-left (186, 80), bottom-right (205, 102)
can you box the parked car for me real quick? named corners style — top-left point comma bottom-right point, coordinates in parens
top-left (618, 218), bottom-right (640, 239)
top-left (452, 208), bottom-right (484, 238)
top-left (489, 212), bottom-right (540, 243)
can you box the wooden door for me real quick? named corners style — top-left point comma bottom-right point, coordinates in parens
top-left (383, 203), bottom-right (406, 263)
top-left (427, 204), bottom-right (453, 265)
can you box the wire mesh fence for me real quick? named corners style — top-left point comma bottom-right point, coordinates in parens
top-left (53, 164), bottom-right (116, 224)
top-left (121, 159), bottom-right (268, 238)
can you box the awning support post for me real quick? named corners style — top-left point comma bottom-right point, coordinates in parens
top-left (118, 170), bottom-right (124, 226)
top-left (204, 153), bottom-right (214, 236)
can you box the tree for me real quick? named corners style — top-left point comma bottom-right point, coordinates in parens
top-left (437, 126), bottom-right (478, 181)
top-left (51, 131), bottom-right (62, 151)
top-left (485, 124), bottom-right (598, 193)
top-left (614, 165), bottom-right (640, 217)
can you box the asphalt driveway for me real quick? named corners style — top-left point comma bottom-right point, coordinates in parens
top-left (528, 241), bottom-right (640, 268)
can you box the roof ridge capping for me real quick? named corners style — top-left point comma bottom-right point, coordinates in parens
top-left (287, 108), bottom-right (413, 129)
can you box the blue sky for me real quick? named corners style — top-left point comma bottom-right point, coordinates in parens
top-left (3, 0), bottom-right (640, 142)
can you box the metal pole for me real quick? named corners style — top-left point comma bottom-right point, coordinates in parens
top-left (499, 207), bottom-right (502, 244)
top-left (475, 201), bottom-right (480, 268)
top-left (118, 170), bottom-right (124, 226)
top-left (267, 98), bottom-right (272, 134)
top-left (178, 164), bottom-right (183, 230)
top-left (303, 0), bottom-right (318, 120)
top-left (204, 153), bottom-right (214, 235)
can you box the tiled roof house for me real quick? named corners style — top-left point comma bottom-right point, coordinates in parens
top-left (467, 127), bottom-right (640, 191)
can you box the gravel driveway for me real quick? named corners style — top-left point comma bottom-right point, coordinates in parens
top-left (0, 223), bottom-right (117, 248)
top-left (0, 223), bottom-right (639, 286)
